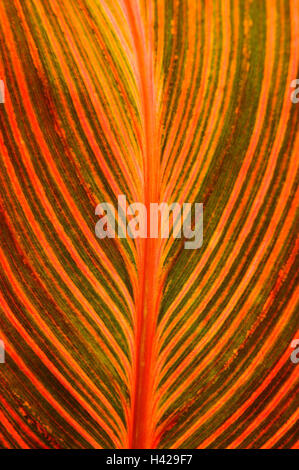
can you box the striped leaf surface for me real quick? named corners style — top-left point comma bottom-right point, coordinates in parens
top-left (0, 0), bottom-right (298, 449)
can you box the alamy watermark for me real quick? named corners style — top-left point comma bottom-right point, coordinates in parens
top-left (95, 195), bottom-right (203, 249)
top-left (0, 80), bottom-right (4, 103)
top-left (290, 79), bottom-right (299, 103)
top-left (290, 339), bottom-right (299, 364)
top-left (0, 340), bottom-right (5, 363)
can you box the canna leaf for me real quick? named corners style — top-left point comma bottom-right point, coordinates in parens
top-left (0, 0), bottom-right (298, 449)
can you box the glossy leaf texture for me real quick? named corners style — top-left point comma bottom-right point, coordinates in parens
top-left (0, 0), bottom-right (298, 449)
